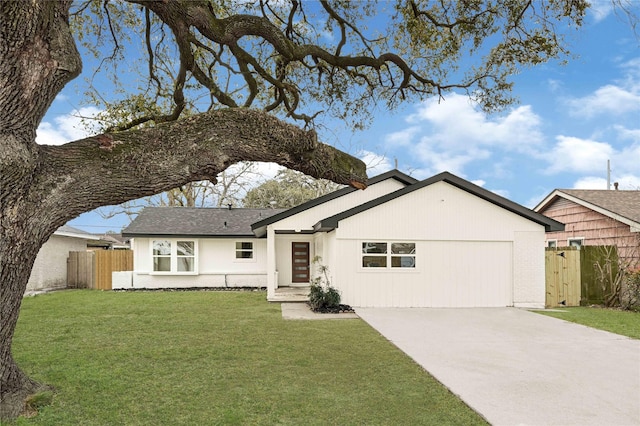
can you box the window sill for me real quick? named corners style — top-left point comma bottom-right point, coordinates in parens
top-left (149, 272), bottom-right (199, 276)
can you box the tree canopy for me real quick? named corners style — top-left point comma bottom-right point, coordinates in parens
top-left (0, 0), bottom-right (600, 420)
top-left (243, 169), bottom-right (343, 208)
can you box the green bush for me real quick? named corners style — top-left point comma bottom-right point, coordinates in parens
top-left (622, 269), bottom-right (640, 312)
top-left (308, 283), bottom-right (341, 312)
top-left (308, 256), bottom-right (342, 312)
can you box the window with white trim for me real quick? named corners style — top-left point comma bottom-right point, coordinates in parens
top-left (568, 238), bottom-right (583, 249)
top-left (547, 240), bottom-right (557, 248)
top-left (235, 242), bottom-right (254, 259)
top-left (152, 240), bottom-right (197, 273)
top-left (362, 242), bottom-right (415, 268)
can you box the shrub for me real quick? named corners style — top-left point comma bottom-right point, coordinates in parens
top-left (621, 269), bottom-right (640, 312)
top-left (308, 257), bottom-right (342, 312)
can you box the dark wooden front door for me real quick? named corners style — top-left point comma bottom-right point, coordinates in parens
top-left (291, 242), bottom-right (310, 283)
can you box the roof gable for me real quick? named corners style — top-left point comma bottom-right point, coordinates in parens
top-left (315, 172), bottom-right (564, 232)
top-left (122, 207), bottom-right (285, 237)
top-left (250, 169), bottom-right (418, 233)
top-left (535, 189), bottom-right (640, 231)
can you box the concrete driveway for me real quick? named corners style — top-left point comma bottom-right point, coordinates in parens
top-left (356, 308), bottom-right (640, 426)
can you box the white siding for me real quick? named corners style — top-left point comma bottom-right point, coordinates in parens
top-left (272, 179), bottom-right (406, 231)
top-left (131, 237), bottom-right (268, 289)
top-left (328, 181), bottom-right (545, 308)
top-left (336, 181), bottom-right (541, 241)
top-left (333, 240), bottom-right (512, 307)
top-left (513, 231), bottom-right (546, 308)
top-left (27, 235), bottom-right (88, 292)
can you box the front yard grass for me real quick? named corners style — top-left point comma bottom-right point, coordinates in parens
top-left (536, 307), bottom-right (640, 339)
top-left (11, 290), bottom-right (485, 425)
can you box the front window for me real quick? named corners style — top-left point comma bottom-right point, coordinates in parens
top-left (547, 240), bottom-right (557, 248)
top-left (568, 238), bottom-right (583, 249)
top-left (152, 239), bottom-right (197, 273)
top-left (153, 240), bottom-right (172, 272)
top-left (177, 241), bottom-right (195, 272)
top-left (235, 242), bottom-right (254, 259)
top-left (362, 242), bottom-right (415, 269)
top-left (391, 243), bottom-right (415, 268)
top-left (362, 242), bottom-right (387, 267)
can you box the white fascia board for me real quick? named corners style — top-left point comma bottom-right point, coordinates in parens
top-left (53, 230), bottom-right (101, 240)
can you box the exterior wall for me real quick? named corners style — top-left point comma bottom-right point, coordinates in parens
top-left (328, 182), bottom-right (546, 308)
top-left (27, 235), bottom-right (88, 292)
top-left (333, 239), bottom-right (514, 307)
top-left (131, 237), bottom-right (268, 289)
top-left (336, 182), bottom-right (542, 240)
top-left (541, 198), bottom-right (639, 266)
top-left (513, 231), bottom-right (546, 308)
top-left (274, 179), bottom-right (406, 231)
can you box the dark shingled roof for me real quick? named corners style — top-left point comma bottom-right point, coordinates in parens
top-left (554, 189), bottom-right (640, 225)
top-left (122, 207), bottom-right (286, 237)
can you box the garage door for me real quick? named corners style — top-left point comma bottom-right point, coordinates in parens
top-left (420, 241), bottom-right (513, 307)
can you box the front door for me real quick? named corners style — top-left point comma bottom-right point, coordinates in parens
top-left (291, 242), bottom-right (310, 283)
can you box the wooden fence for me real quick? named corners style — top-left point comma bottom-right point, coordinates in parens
top-left (545, 246), bottom-right (618, 307)
top-left (67, 250), bottom-right (133, 290)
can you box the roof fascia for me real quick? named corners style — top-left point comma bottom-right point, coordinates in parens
top-left (537, 190), bottom-right (640, 232)
top-left (54, 230), bottom-right (101, 240)
top-left (315, 172), bottom-right (564, 232)
top-left (121, 233), bottom-right (260, 239)
top-left (250, 169), bottom-right (418, 233)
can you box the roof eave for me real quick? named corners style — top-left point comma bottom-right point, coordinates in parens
top-left (535, 190), bottom-right (639, 232)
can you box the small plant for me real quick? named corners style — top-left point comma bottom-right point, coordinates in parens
top-left (308, 256), bottom-right (348, 313)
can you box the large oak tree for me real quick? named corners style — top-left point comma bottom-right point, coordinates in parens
top-left (1, 0), bottom-right (595, 419)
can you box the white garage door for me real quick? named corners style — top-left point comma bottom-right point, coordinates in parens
top-left (420, 241), bottom-right (513, 307)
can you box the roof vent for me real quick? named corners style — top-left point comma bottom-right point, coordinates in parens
top-left (223, 221), bottom-right (227, 228)
top-left (227, 203), bottom-right (232, 210)
top-left (614, 182), bottom-right (619, 190)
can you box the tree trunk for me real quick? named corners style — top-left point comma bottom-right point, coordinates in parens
top-left (0, 2), bottom-right (366, 420)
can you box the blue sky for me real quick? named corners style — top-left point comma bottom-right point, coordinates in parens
top-left (37, 3), bottom-right (639, 233)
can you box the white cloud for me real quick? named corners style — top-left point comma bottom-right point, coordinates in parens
top-left (566, 57), bottom-right (640, 118)
top-left (397, 94), bottom-right (545, 177)
top-left (489, 188), bottom-right (510, 198)
top-left (36, 106), bottom-right (102, 145)
top-left (566, 85), bottom-right (640, 117)
top-left (587, 0), bottom-right (615, 22)
top-left (358, 150), bottom-right (392, 177)
top-left (544, 136), bottom-right (614, 174)
top-left (384, 126), bottom-right (421, 148)
top-left (573, 176), bottom-right (609, 189)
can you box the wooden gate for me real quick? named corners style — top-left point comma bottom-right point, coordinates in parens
top-left (545, 247), bottom-right (580, 307)
top-left (67, 251), bottom-right (95, 289)
top-left (545, 246), bottom-right (619, 307)
top-left (68, 250), bottom-right (133, 290)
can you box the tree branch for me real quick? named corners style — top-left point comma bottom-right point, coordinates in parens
top-left (36, 108), bottom-right (367, 221)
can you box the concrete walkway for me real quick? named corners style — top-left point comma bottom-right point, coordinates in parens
top-left (356, 307), bottom-right (640, 426)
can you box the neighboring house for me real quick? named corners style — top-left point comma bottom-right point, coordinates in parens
top-left (26, 225), bottom-right (100, 293)
top-left (122, 170), bottom-right (562, 308)
top-left (88, 233), bottom-right (131, 250)
top-left (534, 189), bottom-right (640, 266)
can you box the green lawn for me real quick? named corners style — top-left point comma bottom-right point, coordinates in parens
top-left (10, 290), bottom-right (485, 425)
top-left (536, 307), bottom-right (640, 339)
